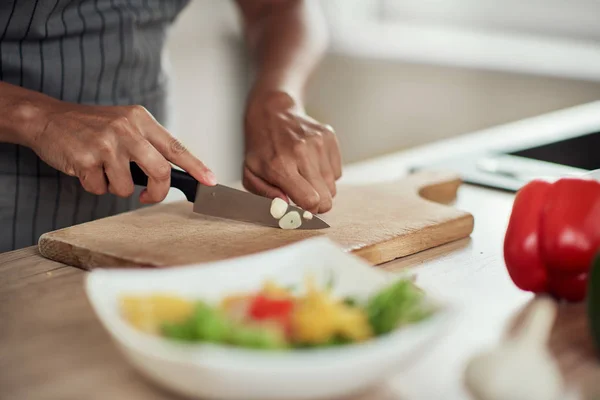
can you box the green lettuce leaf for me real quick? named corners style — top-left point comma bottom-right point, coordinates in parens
top-left (366, 279), bottom-right (433, 335)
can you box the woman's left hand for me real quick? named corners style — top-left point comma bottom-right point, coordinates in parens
top-left (242, 91), bottom-right (342, 214)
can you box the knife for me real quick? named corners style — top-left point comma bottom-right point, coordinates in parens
top-left (475, 157), bottom-right (598, 183)
top-left (585, 169), bottom-right (600, 181)
top-left (128, 162), bottom-right (330, 230)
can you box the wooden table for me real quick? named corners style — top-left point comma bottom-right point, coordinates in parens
top-left (3, 102), bottom-right (600, 400)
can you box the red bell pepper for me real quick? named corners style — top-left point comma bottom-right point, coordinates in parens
top-left (249, 295), bottom-right (294, 320)
top-left (248, 294), bottom-right (294, 335)
top-left (504, 177), bottom-right (600, 302)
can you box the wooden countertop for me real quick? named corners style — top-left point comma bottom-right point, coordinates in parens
top-left (3, 102), bottom-right (600, 400)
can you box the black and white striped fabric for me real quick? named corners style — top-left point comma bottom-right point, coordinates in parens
top-left (0, 0), bottom-right (189, 252)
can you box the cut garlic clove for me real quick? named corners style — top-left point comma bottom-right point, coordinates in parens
top-left (278, 211), bottom-right (302, 230)
top-left (303, 211), bottom-right (313, 220)
top-left (270, 198), bottom-right (288, 219)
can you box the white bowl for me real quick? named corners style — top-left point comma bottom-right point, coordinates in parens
top-left (85, 237), bottom-right (457, 400)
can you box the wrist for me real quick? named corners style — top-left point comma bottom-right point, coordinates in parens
top-left (245, 88), bottom-right (304, 120)
top-left (13, 100), bottom-right (49, 147)
top-left (0, 86), bottom-right (53, 148)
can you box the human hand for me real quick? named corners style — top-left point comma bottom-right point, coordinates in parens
top-left (242, 91), bottom-right (342, 214)
top-left (27, 101), bottom-right (216, 204)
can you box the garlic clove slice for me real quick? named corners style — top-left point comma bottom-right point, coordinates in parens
top-left (303, 211), bottom-right (313, 220)
top-left (278, 211), bottom-right (302, 230)
top-left (270, 198), bottom-right (288, 219)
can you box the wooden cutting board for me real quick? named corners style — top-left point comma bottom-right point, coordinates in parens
top-left (38, 170), bottom-right (474, 269)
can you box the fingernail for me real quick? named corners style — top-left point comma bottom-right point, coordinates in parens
top-left (205, 171), bottom-right (217, 186)
top-left (139, 190), bottom-right (149, 204)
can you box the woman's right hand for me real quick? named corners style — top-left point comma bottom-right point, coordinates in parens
top-left (26, 100), bottom-right (217, 204)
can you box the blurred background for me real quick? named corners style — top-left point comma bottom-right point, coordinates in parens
top-left (164, 0), bottom-right (600, 186)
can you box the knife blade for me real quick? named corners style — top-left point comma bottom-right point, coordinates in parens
top-left (475, 157), bottom-right (599, 183)
top-left (584, 169), bottom-right (600, 181)
top-left (129, 162), bottom-right (330, 230)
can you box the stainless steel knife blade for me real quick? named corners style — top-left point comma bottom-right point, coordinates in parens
top-left (129, 162), bottom-right (329, 229)
top-left (584, 169), bottom-right (600, 181)
top-left (193, 184), bottom-right (330, 230)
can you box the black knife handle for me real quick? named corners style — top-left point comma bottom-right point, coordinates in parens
top-left (129, 162), bottom-right (198, 202)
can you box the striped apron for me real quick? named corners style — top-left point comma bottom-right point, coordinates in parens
top-left (0, 0), bottom-right (188, 252)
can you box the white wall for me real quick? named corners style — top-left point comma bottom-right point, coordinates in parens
top-left (305, 56), bottom-right (600, 164)
top-left (380, 0), bottom-right (600, 42)
top-left (164, 0), bottom-right (247, 184)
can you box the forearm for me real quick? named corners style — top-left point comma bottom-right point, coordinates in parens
top-left (236, 1), bottom-right (341, 213)
top-left (0, 82), bottom-right (50, 147)
top-left (237, 0), bottom-right (329, 106)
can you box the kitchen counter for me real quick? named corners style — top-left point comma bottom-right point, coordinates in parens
top-left (2, 102), bottom-right (600, 400)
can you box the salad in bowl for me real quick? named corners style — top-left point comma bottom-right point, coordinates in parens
top-left (85, 237), bottom-right (455, 400)
top-left (119, 273), bottom-right (434, 350)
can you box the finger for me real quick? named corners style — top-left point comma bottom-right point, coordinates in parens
top-left (294, 134), bottom-right (333, 213)
top-left (253, 162), bottom-right (321, 213)
top-left (324, 130), bottom-right (342, 180)
top-left (287, 139), bottom-right (331, 213)
top-left (298, 159), bottom-right (333, 214)
top-left (104, 155), bottom-right (135, 198)
top-left (303, 122), bottom-right (342, 180)
top-left (128, 139), bottom-right (172, 203)
top-left (79, 167), bottom-right (108, 195)
top-left (312, 136), bottom-right (337, 197)
top-left (242, 166), bottom-right (288, 202)
top-left (143, 121), bottom-right (217, 186)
